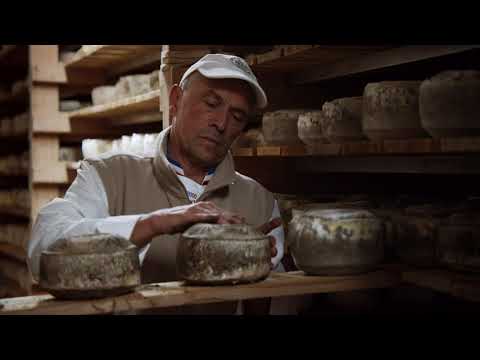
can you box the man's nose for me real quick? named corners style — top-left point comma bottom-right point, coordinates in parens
top-left (210, 107), bottom-right (228, 132)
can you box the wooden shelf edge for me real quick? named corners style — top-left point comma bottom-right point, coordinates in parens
top-left (233, 137), bottom-right (480, 158)
top-left (0, 269), bottom-right (399, 315)
top-left (402, 269), bottom-right (480, 303)
top-left (68, 90), bottom-right (161, 121)
top-left (292, 45), bottom-right (480, 85)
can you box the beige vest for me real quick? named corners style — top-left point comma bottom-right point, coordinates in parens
top-left (84, 127), bottom-right (275, 314)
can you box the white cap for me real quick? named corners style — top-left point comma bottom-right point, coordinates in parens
top-left (179, 53), bottom-right (268, 109)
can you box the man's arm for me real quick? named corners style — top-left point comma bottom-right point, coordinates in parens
top-left (28, 162), bottom-right (148, 281)
top-left (28, 162), bottom-right (245, 281)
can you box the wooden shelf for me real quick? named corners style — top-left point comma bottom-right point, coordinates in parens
top-left (402, 269), bottom-right (480, 303)
top-left (291, 45), bottom-right (480, 84)
top-left (64, 45), bottom-right (163, 77)
top-left (246, 45), bottom-right (392, 73)
top-left (68, 90), bottom-right (161, 125)
top-left (232, 137), bottom-right (480, 158)
top-left (0, 269), bottom-right (399, 315)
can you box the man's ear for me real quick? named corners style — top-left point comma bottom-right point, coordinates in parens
top-left (169, 85), bottom-right (183, 120)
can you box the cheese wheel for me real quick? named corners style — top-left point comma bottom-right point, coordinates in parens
top-left (297, 111), bottom-right (328, 149)
top-left (363, 81), bottom-right (427, 140)
top-left (263, 110), bottom-right (305, 145)
top-left (420, 70), bottom-right (480, 138)
top-left (115, 74), bottom-right (152, 99)
top-left (232, 128), bottom-right (266, 149)
top-left (321, 96), bottom-right (365, 143)
top-left (288, 209), bottom-right (384, 275)
top-left (40, 234), bottom-right (141, 299)
top-left (437, 212), bottom-right (480, 272)
top-left (177, 223), bottom-right (271, 285)
top-left (91, 86), bottom-right (117, 106)
top-left (60, 100), bottom-right (83, 112)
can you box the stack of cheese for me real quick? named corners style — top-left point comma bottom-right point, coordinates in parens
top-left (81, 133), bottom-right (159, 159)
top-left (91, 70), bottom-right (160, 106)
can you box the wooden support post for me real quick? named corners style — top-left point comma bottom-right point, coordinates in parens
top-left (29, 45), bottom-right (67, 84)
top-left (31, 136), bottom-right (67, 184)
top-left (30, 85), bottom-right (70, 134)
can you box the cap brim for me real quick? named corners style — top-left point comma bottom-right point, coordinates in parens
top-left (196, 67), bottom-right (268, 109)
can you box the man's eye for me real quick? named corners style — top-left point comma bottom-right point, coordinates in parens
top-left (233, 114), bottom-right (247, 124)
top-left (205, 100), bottom-right (217, 108)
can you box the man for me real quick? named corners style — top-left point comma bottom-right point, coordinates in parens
top-left (28, 54), bottom-right (285, 314)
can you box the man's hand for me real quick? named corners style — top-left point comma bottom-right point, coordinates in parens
top-left (131, 201), bottom-right (244, 248)
top-left (257, 217), bottom-right (282, 261)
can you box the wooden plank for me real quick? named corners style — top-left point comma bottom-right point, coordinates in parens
top-left (30, 85), bottom-right (71, 134)
top-left (257, 146), bottom-right (282, 156)
top-left (280, 144), bottom-right (307, 156)
top-left (69, 90), bottom-right (161, 122)
top-left (29, 45), bottom-right (67, 84)
top-left (383, 138), bottom-right (440, 154)
top-left (441, 137), bottom-right (480, 153)
top-left (64, 67), bottom-right (107, 87)
top-left (402, 270), bottom-right (480, 303)
top-left (107, 111), bottom-right (162, 127)
top-left (342, 141), bottom-right (382, 155)
top-left (0, 269), bottom-right (399, 315)
top-left (306, 143), bottom-right (343, 156)
top-left (295, 155), bottom-right (480, 174)
top-left (232, 147), bottom-right (256, 157)
top-left (292, 45), bottom-right (480, 84)
top-left (106, 50), bottom-right (161, 78)
top-left (31, 136), bottom-right (68, 184)
top-left (65, 45), bottom-right (163, 72)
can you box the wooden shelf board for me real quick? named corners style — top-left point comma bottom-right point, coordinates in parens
top-left (232, 137), bottom-right (480, 158)
top-left (402, 269), bottom-right (480, 303)
top-left (64, 45), bottom-right (163, 74)
top-left (291, 45), bottom-right (480, 84)
top-left (68, 90), bottom-right (161, 123)
top-left (247, 45), bottom-right (392, 73)
top-left (0, 269), bottom-right (399, 315)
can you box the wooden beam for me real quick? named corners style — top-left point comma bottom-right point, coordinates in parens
top-left (30, 85), bottom-right (71, 134)
top-left (291, 45), bottom-right (480, 85)
top-left (29, 45), bottom-right (67, 84)
top-left (294, 155), bottom-right (480, 174)
top-left (31, 136), bottom-right (68, 184)
top-left (0, 269), bottom-right (399, 315)
top-left (106, 50), bottom-right (161, 78)
top-left (68, 90), bottom-right (161, 121)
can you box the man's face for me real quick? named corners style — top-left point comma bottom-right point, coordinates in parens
top-left (171, 73), bottom-right (253, 167)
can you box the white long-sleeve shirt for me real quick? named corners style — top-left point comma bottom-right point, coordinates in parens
top-left (28, 161), bottom-right (285, 281)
